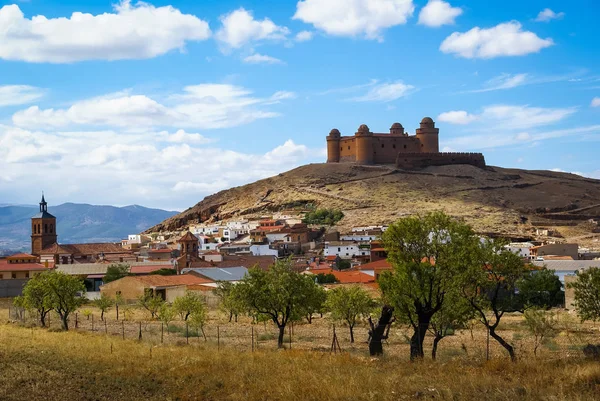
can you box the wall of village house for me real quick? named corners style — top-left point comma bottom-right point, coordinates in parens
top-left (100, 277), bottom-right (147, 301)
top-left (0, 271), bottom-right (33, 280)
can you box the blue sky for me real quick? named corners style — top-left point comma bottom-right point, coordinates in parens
top-left (0, 0), bottom-right (598, 210)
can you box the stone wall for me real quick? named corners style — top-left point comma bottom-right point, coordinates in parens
top-left (396, 152), bottom-right (486, 169)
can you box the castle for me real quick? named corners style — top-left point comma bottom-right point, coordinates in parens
top-left (326, 117), bottom-right (486, 169)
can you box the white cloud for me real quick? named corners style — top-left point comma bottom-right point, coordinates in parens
top-left (440, 21), bottom-right (553, 59)
top-left (12, 84), bottom-right (295, 130)
top-left (0, 124), bottom-right (322, 209)
top-left (159, 129), bottom-right (214, 145)
top-left (477, 73), bottom-right (529, 91)
top-left (418, 0), bottom-right (462, 27)
top-left (0, 85), bottom-right (45, 106)
top-left (0, 1), bottom-right (211, 63)
top-left (293, 0), bottom-right (414, 41)
top-left (349, 81), bottom-right (415, 102)
top-left (295, 31), bottom-right (314, 42)
top-left (439, 105), bottom-right (576, 130)
top-left (243, 53), bottom-right (284, 64)
top-left (437, 110), bottom-right (477, 125)
top-left (535, 9), bottom-right (565, 22)
top-left (215, 8), bottom-right (289, 50)
top-left (592, 97), bottom-right (600, 108)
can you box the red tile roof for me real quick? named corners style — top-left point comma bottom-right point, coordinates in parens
top-left (305, 268), bottom-right (375, 284)
top-left (0, 259), bottom-right (49, 272)
top-left (133, 274), bottom-right (213, 287)
top-left (356, 259), bottom-right (392, 270)
top-left (41, 242), bottom-right (126, 255)
top-left (7, 253), bottom-right (37, 260)
top-left (178, 231), bottom-right (198, 242)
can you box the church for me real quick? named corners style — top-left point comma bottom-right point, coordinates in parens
top-left (31, 195), bottom-right (134, 266)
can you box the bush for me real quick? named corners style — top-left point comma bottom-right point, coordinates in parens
top-left (302, 208), bottom-right (344, 226)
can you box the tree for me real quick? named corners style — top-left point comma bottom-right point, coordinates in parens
top-left (173, 291), bottom-right (206, 321)
top-left (304, 284), bottom-right (327, 324)
top-left (103, 263), bottom-right (131, 283)
top-left (517, 268), bottom-right (564, 309)
top-left (326, 286), bottom-right (375, 343)
top-left (151, 268), bottom-right (177, 276)
top-left (45, 271), bottom-right (86, 330)
top-left (428, 293), bottom-right (473, 360)
top-left (231, 258), bottom-right (318, 347)
top-left (188, 302), bottom-right (207, 340)
top-left (302, 208), bottom-right (344, 226)
top-left (524, 307), bottom-right (558, 356)
top-left (114, 292), bottom-right (124, 321)
top-left (461, 239), bottom-right (529, 361)
top-left (315, 273), bottom-right (338, 284)
top-left (213, 281), bottom-right (243, 322)
top-left (158, 303), bottom-right (176, 331)
top-left (568, 267), bottom-right (600, 322)
top-left (21, 272), bottom-right (52, 327)
top-left (137, 291), bottom-right (165, 319)
top-left (379, 211), bottom-right (478, 360)
top-left (93, 293), bottom-right (114, 321)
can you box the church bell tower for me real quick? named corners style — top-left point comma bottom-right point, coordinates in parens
top-left (31, 194), bottom-right (57, 255)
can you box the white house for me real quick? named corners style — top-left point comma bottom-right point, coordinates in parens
top-left (323, 241), bottom-right (370, 259)
top-left (505, 242), bottom-right (534, 259)
top-left (340, 233), bottom-right (380, 242)
top-left (250, 244), bottom-right (279, 257)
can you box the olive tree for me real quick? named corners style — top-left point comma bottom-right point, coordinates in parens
top-left (231, 258), bottom-right (318, 347)
top-left (379, 211), bottom-right (478, 360)
top-left (428, 292), bottom-right (473, 360)
top-left (304, 283), bottom-right (327, 324)
top-left (173, 291), bottom-right (206, 321)
top-left (21, 272), bottom-right (52, 327)
top-left (213, 281), bottom-right (243, 322)
top-left (461, 239), bottom-right (528, 361)
top-left (93, 293), bottom-right (114, 321)
top-left (137, 291), bottom-right (165, 319)
top-left (326, 285), bottom-right (375, 343)
top-left (567, 267), bottom-right (600, 322)
top-left (45, 271), bottom-right (86, 330)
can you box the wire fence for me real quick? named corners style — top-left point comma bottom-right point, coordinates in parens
top-left (6, 305), bottom-right (600, 360)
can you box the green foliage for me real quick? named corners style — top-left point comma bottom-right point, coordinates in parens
top-left (44, 271), bottom-right (86, 330)
top-left (517, 268), bottom-right (564, 308)
top-left (568, 267), bottom-right (600, 322)
top-left (303, 283), bottom-right (327, 324)
top-left (337, 259), bottom-right (351, 270)
top-left (20, 272), bottom-right (53, 327)
top-left (302, 208), bottom-right (344, 226)
top-left (103, 263), bottom-right (131, 283)
top-left (379, 211), bottom-right (478, 359)
top-left (524, 307), bottom-right (558, 356)
top-left (150, 268), bottom-right (177, 276)
top-left (172, 291), bottom-right (206, 321)
top-left (213, 281), bottom-right (244, 322)
top-left (326, 286), bottom-right (375, 342)
top-left (315, 273), bottom-right (338, 284)
top-left (231, 258), bottom-right (320, 347)
top-left (137, 291), bottom-right (165, 319)
top-left (93, 293), bottom-right (114, 321)
top-left (158, 303), bottom-right (176, 328)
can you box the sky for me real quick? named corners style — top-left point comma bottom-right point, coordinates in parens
top-left (0, 0), bottom-right (599, 211)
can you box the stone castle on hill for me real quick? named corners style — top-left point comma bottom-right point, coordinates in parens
top-left (326, 117), bottom-right (486, 168)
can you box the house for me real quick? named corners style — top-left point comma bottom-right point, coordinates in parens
top-left (531, 260), bottom-right (600, 286)
top-left (530, 243), bottom-right (579, 260)
top-left (100, 274), bottom-right (214, 302)
top-left (356, 259), bottom-right (393, 279)
top-left (505, 242), bottom-right (535, 259)
top-left (323, 241), bottom-right (370, 259)
top-left (146, 248), bottom-right (174, 261)
top-left (369, 241), bottom-right (387, 262)
top-left (0, 254), bottom-right (51, 297)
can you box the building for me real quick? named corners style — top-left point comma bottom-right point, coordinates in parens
top-left (31, 194), bottom-right (58, 255)
top-left (326, 118), bottom-right (486, 168)
top-left (323, 241), bottom-right (370, 259)
top-left (182, 267), bottom-right (248, 284)
top-left (100, 274), bottom-right (213, 302)
top-left (530, 243), bottom-right (579, 260)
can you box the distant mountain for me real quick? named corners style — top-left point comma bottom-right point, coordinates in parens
top-left (0, 203), bottom-right (178, 254)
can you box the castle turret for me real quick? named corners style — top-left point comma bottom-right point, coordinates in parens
top-left (390, 122), bottom-right (405, 136)
top-left (355, 124), bottom-right (374, 165)
top-left (326, 128), bottom-right (341, 163)
top-left (415, 117), bottom-right (439, 153)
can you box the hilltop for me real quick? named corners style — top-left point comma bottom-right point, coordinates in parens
top-left (0, 203), bottom-right (177, 254)
top-left (147, 163), bottom-right (600, 245)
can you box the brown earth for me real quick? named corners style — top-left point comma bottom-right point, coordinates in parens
top-left (147, 163), bottom-right (600, 245)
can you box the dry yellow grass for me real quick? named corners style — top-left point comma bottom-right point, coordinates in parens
top-left (1, 317), bottom-right (600, 400)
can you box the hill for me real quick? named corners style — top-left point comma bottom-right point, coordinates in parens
top-left (147, 163), bottom-right (600, 245)
top-left (0, 203), bottom-right (177, 254)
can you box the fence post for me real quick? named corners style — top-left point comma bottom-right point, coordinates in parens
top-left (161, 322), bottom-right (164, 344)
top-left (289, 325), bottom-right (292, 349)
top-left (91, 314), bottom-right (94, 332)
top-left (251, 326), bottom-right (254, 352)
top-left (186, 322), bottom-right (189, 345)
top-left (138, 321), bottom-right (142, 341)
top-left (105, 319), bottom-right (107, 334)
top-left (110, 343), bottom-right (113, 354)
top-left (217, 326), bottom-right (220, 350)
top-left (75, 313), bottom-right (78, 329)
top-left (122, 320), bottom-right (125, 340)
top-left (486, 326), bottom-right (490, 361)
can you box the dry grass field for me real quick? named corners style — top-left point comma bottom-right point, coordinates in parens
top-left (1, 299), bottom-right (600, 400)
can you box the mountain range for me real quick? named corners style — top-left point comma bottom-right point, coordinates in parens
top-left (0, 203), bottom-right (177, 255)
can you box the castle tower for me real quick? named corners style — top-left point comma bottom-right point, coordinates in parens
top-left (31, 194), bottom-right (57, 256)
top-left (415, 117), bottom-right (439, 153)
top-left (390, 122), bottom-right (405, 136)
top-left (326, 128), bottom-right (341, 163)
top-left (355, 124), bottom-right (374, 165)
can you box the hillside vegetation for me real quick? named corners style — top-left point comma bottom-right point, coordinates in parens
top-left (147, 163), bottom-right (600, 245)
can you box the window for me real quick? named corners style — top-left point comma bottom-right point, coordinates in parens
top-left (12, 273), bottom-right (16, 279)
top-left (381, 144), bottom-right (384, 148)
top-left (404, 145), bottom-right (407, 149)
top-left (45, 224), bottom-right (48, 233)
top-left (393, 144), bottom-right (396, 149)
top-left (347, 146), bottom-right (350, 150)
top-left (337, 247), bottom-right (341, 252)
top-left (50, 224), bottom-right (53, 233)
top-left (25, 272), bottom-right (29, 278)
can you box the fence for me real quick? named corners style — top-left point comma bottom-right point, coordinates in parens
top-left (7, 306), bottom-right (600, 360)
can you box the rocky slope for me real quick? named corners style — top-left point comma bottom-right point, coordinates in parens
top-left (147, 163), bottom-right (600, 245)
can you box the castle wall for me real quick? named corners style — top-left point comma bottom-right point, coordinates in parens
top-left (371, 135), bottom-right (422, 164)
top-left (396, 153), bottom-right (486, 169)
top-left (339, 137), bottom-right (356, 162)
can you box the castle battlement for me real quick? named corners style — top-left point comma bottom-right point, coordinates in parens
top-left (326, 117), bottom-right (486, 169)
